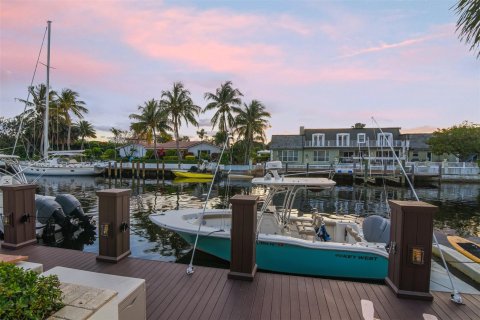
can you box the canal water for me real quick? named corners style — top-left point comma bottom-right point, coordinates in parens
top-left (35, 176), bottom-right (480, 265)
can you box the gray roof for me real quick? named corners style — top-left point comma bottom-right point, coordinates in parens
top-left (303, 127), bottom-right (402, 140)
top-left (270, 135), bottom-right (304, 149)
top-left (403, 133), bottom-right (433, 149)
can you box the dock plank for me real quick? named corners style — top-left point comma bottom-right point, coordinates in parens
top-left (1, 245), bottom-right (478, 320)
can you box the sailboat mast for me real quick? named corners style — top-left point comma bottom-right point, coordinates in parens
top-left (43, 20), bottom-right (51, 159)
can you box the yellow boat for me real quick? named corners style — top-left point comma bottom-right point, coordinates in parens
top-left (171, 170), bottom-right (214, 179)
top-left (447, 236), bottom-right (480, 263)
top-left (173, 177), bottom-right (212, 184)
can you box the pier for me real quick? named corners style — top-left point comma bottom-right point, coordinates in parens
top-left (1, 245), bottom-right (479, 320)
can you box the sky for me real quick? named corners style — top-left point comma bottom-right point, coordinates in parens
top-left (1, 0), bottom-right (479, 142)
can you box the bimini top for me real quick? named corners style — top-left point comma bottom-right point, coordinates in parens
top-left (252, 176), bottom-right (336, 187)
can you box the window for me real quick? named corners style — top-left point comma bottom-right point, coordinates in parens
top-left (197, 149), bottom-right (211, 158)
top-left (313, 150), bottom-right (328, 162)
top-left (280, 150), bottom-right (298, 162)
top-left (357, 133), bottom-right (366, 144)
top-left (336, 133), bottom-right (350, 146)
top-left (377, 132), bottom-right (393, 147)
top-left (312, 133), bottom-right (325, 147)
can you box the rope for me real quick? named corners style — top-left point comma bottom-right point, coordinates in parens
top-left (13, 25), bottom-right (48, 156)
top-left (371, 116), bottom-right (463, 304)
top-left (186, 133), bottom-right (230, 275)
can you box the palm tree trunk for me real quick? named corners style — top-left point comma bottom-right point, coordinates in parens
top-left (174, 123), bottom-right (182, 161)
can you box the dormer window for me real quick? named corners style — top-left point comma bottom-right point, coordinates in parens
top-left (336, 133), bottom-right (350, 147)
top-left (357, 133), bottom-right (366, 145)
top-left (377, 132), bottom-right (393, 147)
top-left (312, 134), bottom-right (325, 147)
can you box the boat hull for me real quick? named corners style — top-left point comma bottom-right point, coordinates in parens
top-left (21, 165), bottom-right (105, 176)
top-left (177, 232), bottom-right (388, 280)
top-left (172, 170), bottom-right (214, 179)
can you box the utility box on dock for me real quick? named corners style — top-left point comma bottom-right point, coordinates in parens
top-left (386, 200), bottom-right (437, 300)
top-left (96, 189), bottom-right (131, 263)
top-left (1, 184), bottom-right (37, 249)
top-left (228, 195), bottom-right (259, 281)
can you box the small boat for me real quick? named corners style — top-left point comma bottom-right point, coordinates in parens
top-left (172, 170), bottom-right (214, 179)
top-left (447, 236), bottom-right (480, 263)
top-left (172, 177), bottom-right (212, 184)
top-left (151, 161), bottom-right (389, 280)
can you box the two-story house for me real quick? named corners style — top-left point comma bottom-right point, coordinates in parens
top-left (270, 126), bottom-right (405, 165)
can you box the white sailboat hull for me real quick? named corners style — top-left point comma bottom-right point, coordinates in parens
top-left (21, 164), bottom-right (105, 176)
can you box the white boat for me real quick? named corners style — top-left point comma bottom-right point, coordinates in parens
top-left (150, 161), bottom-right (390, 279)
top-left (17, 21), bottom-right (106, 177)
top-left (20, 151), bottom-right (106, 176)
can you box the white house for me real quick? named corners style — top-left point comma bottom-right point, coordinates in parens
top-left (118, 141), bottom-right (221, 159)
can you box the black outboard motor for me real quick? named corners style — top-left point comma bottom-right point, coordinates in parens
top-left (36, 196), bottom-right (70, 229)
top-left (362, 215), bottom-right (390, 243)
top-left (55, 194), bottom-right (90, 225)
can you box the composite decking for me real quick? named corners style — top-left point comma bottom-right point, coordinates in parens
top-left (1, 245), bottom-right (479, 320)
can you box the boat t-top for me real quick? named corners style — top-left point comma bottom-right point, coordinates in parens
top-left (150, 161), bottom-right (391, 280)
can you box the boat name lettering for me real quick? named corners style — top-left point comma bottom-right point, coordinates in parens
top-left (257, 241), bottom-right (284, 247)
top-left (335, 254), bottom-right (377, 261)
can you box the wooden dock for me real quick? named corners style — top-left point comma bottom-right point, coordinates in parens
top-left (1, 245), bottom-right (479, 320)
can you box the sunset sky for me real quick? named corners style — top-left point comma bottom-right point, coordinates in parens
top-left (1, 0), bottom-right (478, 141)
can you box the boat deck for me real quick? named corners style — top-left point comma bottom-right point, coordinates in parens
top-left (1, 245), bottom-right (479, 320)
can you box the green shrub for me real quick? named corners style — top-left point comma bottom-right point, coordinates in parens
top-left (164, 156), bottom-right (179, 161)
top-left (185, 155), bottom-right (196, 161)
top-left (0, 262), bottom-right (64, 320)
top-left (165, 149), bottom-right (177, 157)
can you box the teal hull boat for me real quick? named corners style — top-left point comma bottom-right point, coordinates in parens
top-left (177, 231), bottom-right (388, 279)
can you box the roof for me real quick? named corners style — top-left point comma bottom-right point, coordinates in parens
top-left (402, 133), bottom-right (433, 149)
top-left (270, 135), bottom-right (304, 149)
top-left (143, 140), bottom-right (220, 150)
top-left (303, 127), bottom-right (402, 140)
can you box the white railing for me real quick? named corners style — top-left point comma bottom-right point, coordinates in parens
top-left (304, 139), bottom-right (404, 148)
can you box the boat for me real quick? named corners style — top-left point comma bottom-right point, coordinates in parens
top-left (150, 161), bottom-right (390, 279)
top-left (171, 170), bottom-right (214, 179)
top-left (172, 177), bottom-right (212, 184)
top-left (20, 151), bottom-right (106, 176)
top-left (447, 236), bottom-right (480, 263)
top-left (17, 21), bottom-right (106, 177)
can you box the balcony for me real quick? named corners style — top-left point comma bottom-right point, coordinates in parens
top-left (304, 140), bottom-right (404, 148)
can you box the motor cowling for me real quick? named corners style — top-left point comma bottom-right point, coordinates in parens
top-left (362, 215), bottom-right (390, 244)
top-left (36, 196), bottom-right (69, 227)
top-left (55, 194), bottom-right (90, 224)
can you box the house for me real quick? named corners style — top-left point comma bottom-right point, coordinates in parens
top-left (270, 126), bottom-right (406, 164)
top-left (403, 133), bottom-right (458, 162)
top-left (118, 140), bottom-right (221, 159)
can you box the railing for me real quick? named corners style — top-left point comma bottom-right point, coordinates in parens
top-left (304, 139), bottom-right (404, 148)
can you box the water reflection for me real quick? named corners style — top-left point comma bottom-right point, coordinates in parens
top-left (32, 176), bottom-right (479, 261)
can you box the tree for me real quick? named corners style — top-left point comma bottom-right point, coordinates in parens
top-left (351, 123), bottom-right (366, 129)
top-left (75, 120), bottom-right (96, 149)
top-left (453, 0), bottom-right (480, 58)
top-left (56, 89), bottom-right (88, 150)
top-left (129, 99), bottom-right (169, 159)
top-left (110, 127), bottom-right (127, 160)
top-left (196, 128), bottom-right (207, 141)
top-left (203, 81), bottom-right (243, 134)
top-left (427, 121), bottom-right (480, 161)
top-left (232, 100), bottom-right (271, 164)
top-left (160, 82), bottom-right (200, 161)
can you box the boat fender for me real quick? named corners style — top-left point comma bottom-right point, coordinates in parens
top-left (362, 215), bottom-right (390, 243)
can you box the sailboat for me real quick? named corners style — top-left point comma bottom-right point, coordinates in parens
top-left (19, 21), bottom-right (106, 177)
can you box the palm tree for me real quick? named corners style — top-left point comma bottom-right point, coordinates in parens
top-left (75, 120), bottom-right (96, 149)
top-left (453, 0), bottom-right (480, 58)
top-left (56, 89), bottom-right (88, 150)
top-left (203, 81), bottom-right (243, 134)
top-left (160, 82), bottom-right (201, 161)
top-left (110, 127), bottom-right (126, 160)
top-left (233, 100), bottom-right (271, 164)
top-left (129, 99), bottom-right (170, 159)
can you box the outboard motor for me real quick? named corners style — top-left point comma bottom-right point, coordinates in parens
top-left (362, 215), bottom-right (390, 244)
top-left (36, 196), bottom-right (70, 229)
top-left (55, 194), bottom-right (91, 225)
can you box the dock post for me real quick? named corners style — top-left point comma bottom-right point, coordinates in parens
top-left (0, 184), bottom-right (37, 249)
top-left (386, 200), bottom-right (437, 300)
top-left (96, 189), bottom-right (131, 263)
top-left (119, 160), bottom-right (123, 179)
top-left (114, 161), bottom-right (118, 179)
top-left (156, 159), bottom-right (159, 180)
top-left (142, 161), bottom-right (145, 180)
top-left (228, 195), bottom-right (259, 281)
top-left (162, 160), bottom-right (165, 181)
top-left (136, 161), bottom-right (140, 179)
top-left (107, 162), bottom-right (111, 178)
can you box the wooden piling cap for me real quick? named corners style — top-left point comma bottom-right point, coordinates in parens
top-left (96, 188), bottom-right (131, 197)
top-left (388, 200), bottom-right (437, 208)
top-left (230, 195), bottom-right (259, 204)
